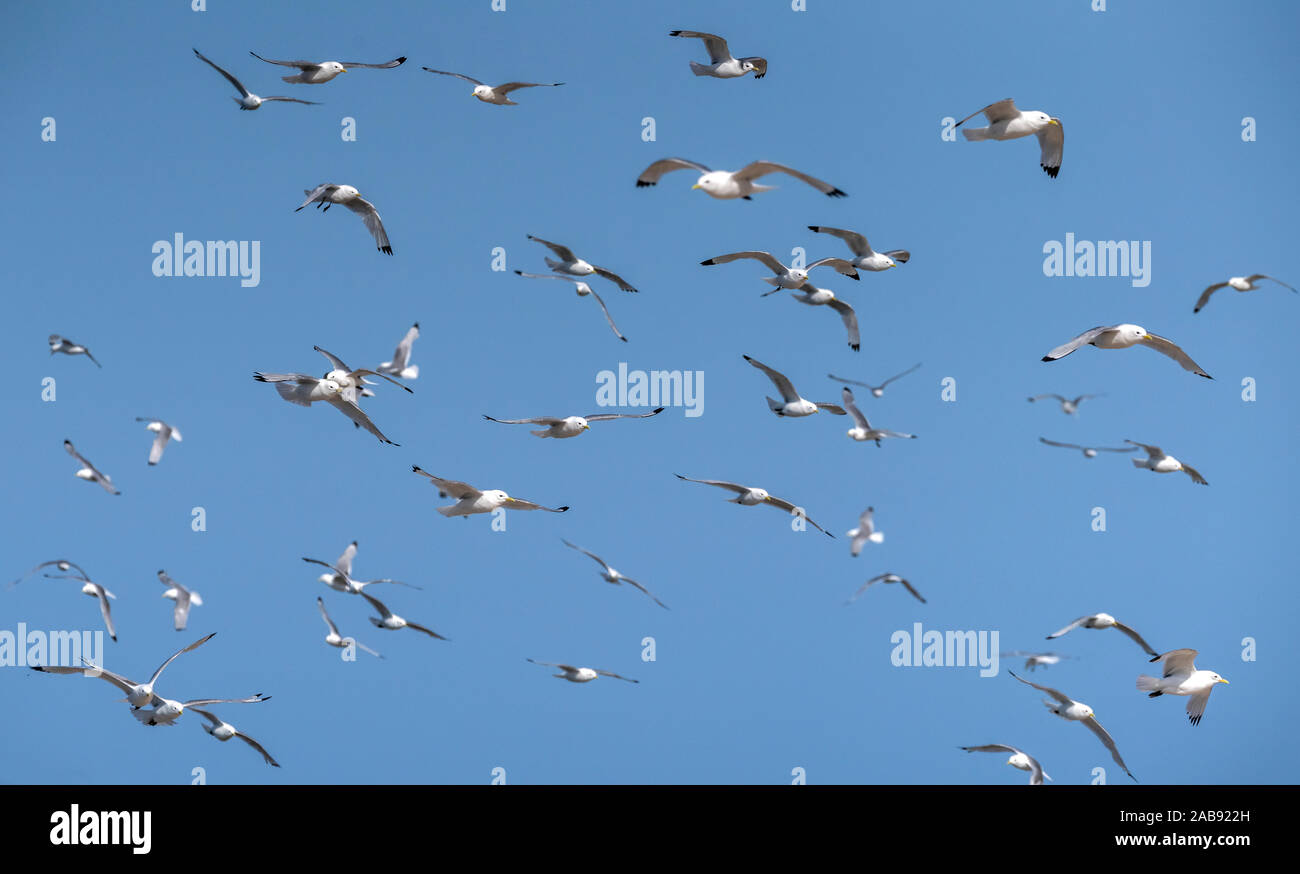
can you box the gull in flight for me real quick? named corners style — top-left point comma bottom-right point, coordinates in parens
top-left (513, 271), bottom-right (628, 342)
top-left (828, 363), bottom-right (922, 398)
top-left (192, 707), bottom-right (280, 767)
top-left (765, 285), bottom-right (860, 351)
top-left (1195, 274), bottom-right (1295, 313)
top-left (845, 573), bottom-right (925, 605)
top-left (1042, 324), bottom-right (1212, 379)
top-left (526, 235), bottom-right (638, 293)
top-left (10, 559), bottom-right (91, 589)
top-left (249, 51), bottom-right (406, 84)
top-left (296, 184), bottom-right (393, 255)
top-left (636, 158), bottom-right (847, 200)
top-left (411, 467), bottom-right (569, 517)
top-left (744, 355), bottom-right (845, 418)
top-left (675, 474), bottom-right (833, 537)
top-left (1027, 393), bottom-right (1103, 415)
top-left (135, 417), bottom-right (182, 465)
top-left (484, 407), bottom-right (664, 439)
top-left (316, 597), bottom-right (382, 658)
top-left (846, 507), bottom-right (884, 556)
top-left (358, 591), bottom-right (447, 640)
top-left (527, 659), bottom-right (638, 684)
top-left (1002, 651), bottom-right (1073, 672)
top-left (158, 570), bottom-right (203, 632)
top-left (1038, 437), bottom-right (1137, 459)
top-left (954, 98), bottom-right (1063, 177)
top-left (374, 323), bottom-right (419, 379)
top-left (48, 335), bottom-right (100, 367)
top-left (31, 633), bottom-right (216, 707)
top-left (133, 692), bottom-right (270, 727)
top-left (1138, 649), bottom-right (1228, 726)
top-left (64, 440), bottom-right (119, 495)
top-left (807, 226), bottom-right (910, 272)
top-left (703, 250), bottom-right (859, 289)
top-left (668, 30), bottom-right (766, 79)
top-left (421, 68), bottom-right (563, 105)
top-left (840, 388), bottom-right (916, 445)
top-left (38, 570), bottom-right (118, 642)
top-left (1126, 440), bottom-right (1208, 485)
top-left (959, 744), bottom-right (1052, 785)
top-left (302, 556), bottom-right (420, 595)
top-left (561, 539), bottom-right (668, 609)
top-left (1047, 613), bottom-right (1158, 657)
top-left (1010, 672), bottom-right (1135, 781)
top-left (192, 48), bottom-right (320, 110)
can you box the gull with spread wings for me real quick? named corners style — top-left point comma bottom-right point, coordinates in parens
top-left (675, 474), bottom-right (833, 537)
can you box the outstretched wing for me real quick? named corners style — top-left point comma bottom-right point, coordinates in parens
top-left (193, 48), bottom-right (250, 97)
top-left (669, 30), bottom-right (733, 64)
top-left (734, 161), bottom-right (846, 197)
top-left (1137, 333), bottom-right (1212, 378)
top-left (955, 98), bottom-right (1019, 127)
top-left (422, 68), bottom-right (484, 86)
top-left (636, 157), bottom-right (712, 187)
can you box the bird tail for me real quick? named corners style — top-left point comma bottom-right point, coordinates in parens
top-left (869, 532), bottom-right (885, 544)
top-left (961, 127), bottom-right (990, 141)
top-left (436, 505), bottom-right (458, 517)
top-left (543, 257), bottom-right (565, 272)
top-left (688, 61), bottom-right (711, 77)
top-left (400, 365), bottom-right (419, 379)
top-left (765, 396), bottom-right (784, 413)
top-left (1136, 674), bottom-right (1161, 692)
top-left (281, 74), bottom-right (305, 84)
top-left (1130, 458), bottom-right (1144, 470)
top-left (529, 429), bottom-right (552, 438)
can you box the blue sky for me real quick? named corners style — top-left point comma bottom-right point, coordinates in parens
top-left (2, 0), bottom-right (1296, 785)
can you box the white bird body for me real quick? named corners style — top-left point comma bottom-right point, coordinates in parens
top-left (48, 335), bottom-right (101, 367)
top-left (846, 507), bottom-right (884, 556)
top-left (159, 571), bottom-right (203, 631)
top-left (840, 388), bottom-right (916, 444)
top-left (1126, 440), bottom-right (1208, 484)
top-left (527, 659), bottom-right (638, 684)
top-left (375, 323), bottom-right (420, 380)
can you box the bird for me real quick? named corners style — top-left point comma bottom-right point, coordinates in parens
top-left (375, 323), bottom-right (419, 379)
top-left (807, 226), bottom-right (910, 272)
top-left (1038, 437), bottom-right (1138, 459)
top-left (301, 557), bottom-right (420, 595)
top-left (483, 407), bottom-right (664, 439)
top-left (513, 271), bottom-right (628, 341)
top-left (845, 573), bottom-right (925, 605)
top-left (1194, 274), bottom-right (1296, 313)
top-left (828, 363), bottom-right (922, 398)
top-left (192, 48), bottom-right (320, 110)
top-left (248, 51), bottom-right (406, 84)
top-left (1027, 394), bottom-right (1103, 415)
top-left (135, 417), bottom-right (182, 465)
top-left (10, 559), bottom-right (91, 589)
top-left (1046, 613), bottom-right (1158, 657)
top-left (954, 98), bottom-right (1063, 177)
top-left (48, 335), bottom-right (100, 367)
top-left (1002, 651), bottom-right (1073, 672)
top-left (527, 659), bottom-right (637, 684)
top-left (1010, 672), bottom-right (1135, 782)
top-left (31, 633), bottom-right (216, 707)
top-left (191, 707), bottom-right (280, 766)
top-left (959, 744), bottom-right (1052, 785)
top-left (63, 440), bottom-right (119, 495)
top-left (668, 30), bottom-right (766, 79)
top-left (295, 184), bottom-right (393, 255)
top-left (675, 474), bottom-right (833, 537)
top-left (1138, 649), bottom-right (1229, 726)
top-left (1041, 324), bottom-right (1212, 379)
top-left (311, 541), bottom-right (357, 591)
top-left (561, 539), bottom-right (668, 609)
top-left (421, 68), bottom-right (563, 105)
top-left (840, 388), bottom-right (916, 445)
top-left (132, 692), bottom-right (270, 727)
top-left (766, 285), bottom-right (860, 350)
top-left (525, 235), bottom-right (637, 292)
top-left (37, 570), bottom-right (118, 642)
top-left (158, 570), bottom-right (203, 631)
top-left (846, 507), bottom-right (884, 556)
top-left (1126, 440), bottom-right (1208, 485)
top-left (316, 597), bottom-right (382, 658)
top-left (636, 158), bottom-right (847, 199)
top-left (411, 468), bottom-right (569, 517)
top-left (358, 591), bottom-right (447, 640)
top-left (743, 355), bottom-right (845, 418)
top-left (702, 250), bottom-right (859, 289)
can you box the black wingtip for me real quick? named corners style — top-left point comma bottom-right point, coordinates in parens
top-left (652, 407), bottom-right (665, 413)
top-left (699, 259), bottom-right (714, 266)
top-left (411, 465), bottom-right (423, 473)
top-left (827, 189), bottom-right (848, 198)
top-left (635, 181), bottom-right (655, 188)
top-left (380, 247), bottom-right (394, 256)
top-left (557, 506), bottom-right (570, 512)
top-left (1040, 356), bottom-right (1054, 362)
top-left (395, 57), bottom-right (407, 63)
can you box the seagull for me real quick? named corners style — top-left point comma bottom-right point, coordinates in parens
top-left (846, 507), bottom-right (884, 556)
top-left (375, 323), bottom-right (419, 379)
top-left (828, 363), bottom-right (922, 398)
top-left (954, 98), bottom-right (1063, 177)
top-left (248, 51), bottom-right (406, 84)
top-left (1138, 649), bottom-right (1229, 726)
top-left (840, 388), bottom-right (916, 445)
top-left (513, 271), bottom-right (628, 341)
top-left (702, 250), bottom-right (859, 289)
top-left (1027, 394), bottom-right (1103, 415)
top-left (48, 335), bottom-right (100, 367)
top-left (1046, 613), bottom-right (1158, 657)
top-left (358, 591), bottom-right (447, 640)
top-left (10, 559), bottom-right (91, 589)
top-left (668, 30), bottom-right (766, 79)
top-left (312, 541), bottom-right (357, 590)
top-left (38, 571), bottom-right (118, 642)
top-left (1041, 324), bottom-right (1212, 379)
top-left (526, 236), bottom-right (637, 292)
top-left (1002, 651), bottom-right (1073, 672)
top-left (1126, 440), bottom-right (1208, 485)
top-left (1194, 274), bottom-right (1296, 313)
top-left (158, 570), bottom-right (203, 632)
top-left (1010, 672), bottom-right (1135, 781)
top-left (295, 184), bottom-right (393, 255)
top-left (807, 226), bottom-right (909, 272)
top-left (561, 539), bottom-right (668, 609)
top-left (527, 659), bottom-right (637, 684)
top-left (63, 440), bottom-right (119, 495)
top-left (132, 692), bottom-right (270, 727)
top-left (765, 285), bottom-right (860, 350)
top-left (744, 355), bottom-right (845, 418)
top-left (959, 744), bottom-right (1052, 785)
top-left (421, 68), bottom-right (563, 105)
top-left (411, 467), bottom-right (569, 517)
top-left (636, 158), bottom-right (847, 199)
top-left (302, 557), bottom-right (420, 595)
top-left (30, 633), bottom-right (215, 707)
top-left (1038, 437), bottom-right (1138, 459)
top-left (675, 474), bottom-right (833, 537)
top-left (316, 597), bottom-right (382, 658)
top-left (192, 49), bottom-right (320, 110)
top-left (483, 407), bottom-right (664, 439)
top-left (844, 573), bottom-right (926, 605)
top-left (191, 707), bottom-right (280, 766)
top-left (135, 417), bottom-right (182, 465)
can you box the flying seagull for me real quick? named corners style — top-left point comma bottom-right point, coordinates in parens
top-left (959, 744), bottom-right (1052, 785)
top-left (675, 474), bottom-right (833, 537)
top-left (191, 707), bottom-right (281, 766)
top-left (411, 467), bottom-right (569, 517)
top-left (249, 51), bottom-right (406, 84)
top-left (1027, 394), bottom-right (1103, 415)
top-left (375, 323), bottom-right (419, 379)
top-left (483, 407), bottom-right (664, 439)
top-left (1038, 437), bottom-right (1137, 459)
top-left (513, 271), bottom-right (628, 342)
top-left (702, 250), bottom-right (859, 289)
top-left (561, 539), bottom-right (668, 609)
top-left (668, 30), bottom-right (766, 79)
top-left (301, 557), bottom-right (420, 595)
top-left (1046, 613), bottom-right (1158, 657)
top-left (1010, 672), bottom-right (1135, 781)
top-left (63, 440), bottom-right (119, 495)
top-left (954, 98), bottom-right (1063, 177)
top-left (132, 692), bottom-right (270, 727)
top-left (840, 388), bottom-right (916, 445)
top-left (295, 184), bottom-right (393, 255)
top-left (526, 235), bottom-right (638, 292)
top-left (31, 633), bottom-right (216, 707)
top-left (1126, 440), bottom-right (1208, 485)
top-left (135, 417), bottom-right (182, 465)
top-left (358, 590), bottom-right (447, 640)
top-left (10, 559), bottom-right (91, 589)
top-left (527, 659), bottom-right (638, 684)
top-left (846, 507), bottom-right (884, 556)
top-left (828, 363), bottom-right (922, 398)
top-left (807, 226), bottom-right (909, 272)
top-left (38, 571), bottom-right (118, 642)
top-left (636, 158), bottom-right (847, 199)
top-left (421, 68), bottom-right (563, 105)
top-left (316, 597), bottom-right (382, 658)
top-left (311, 541), bottom-right (357, 591)
top-left (48, 335), bottom-right (101, 367)
top-left (158, 570), bottom-right (203, 632)
top-left (192, 48), bottom-right (320, 110)
top-left (744, 355), bottom-right (845, 418)
top-left (1138, 649), bottom-right (1229, 726)
top-left (766, 285), bottom-right (860, 350)
top-left (1194, 274), bottom-right (1295, 313)
top-left (845, 573), bottom-right (926, 605)
top-left (1002, 651), bottom-right (1073, 672)
top-left (1041, 324), bottom-right (1212, 379)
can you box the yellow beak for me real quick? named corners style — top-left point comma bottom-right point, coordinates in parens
top-left (691, 183), bottom-right (702, 190)
top-left (1049, 118), bottom-right (1059, 125)
top-left (341, 68), bottom-right (348, 73)
top-left (1219, 678), bottom-right (1229, 684)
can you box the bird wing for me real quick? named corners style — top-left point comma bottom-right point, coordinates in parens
top-left (527, 659), bottom-right (577, 672)
top-left (841, 387), bottom-right (871, 430)
top-left (422, 68), bottom-right (484, 86)
top-left (63, 440), bottom-right (90, 468)
top-left (503, 496), bottom-right (568, 513)
top-left (188, 706), bottom-right (223, 729)
top-left (193, 48), bottom-right (250, 97)
top-left (675, 474), bottom-right (748, 495)
top-left (733, 161), bottom-right (846, 197)
top-left (585, 407), bottom-right (665, 422)
top-left (620, 577), bottom-right (669, 610)
top-left (1036, 120), bottom-right (1064, 177)
top-left (248, 52), bottom-right (317, 70)
top-left (806, 257), bottom-right (860, 279)
top-left (879, 363), bottom-right (922, 387)
top-left (669, 30), bottom-right (732, 63)
top-left (147, 426), bottom-right (171, 465)
top-left (1186, 690), bottom-right (1212, 726)
top-left (314, 346), bottom-right (351, 373)
top-left (295, 184), bottom-right (338, 211)
top-left (636, 157), bottom-right (712, 186)
top-left (807, 225), bottom-right (871, 257)
top-left (335, 541), bottom-right (357, 577)
top-left (956, 98), bottom-right (1019, 127)
top-left (411, 468), bottom-right (481, 499)
top-left (1250, 274), bottom-right (1298, 291)
top-left (1029, 394), bottom-right (1067, 403)
top-left (358, 590), bottom-right (393, 620)
top-left (12, 560), bottom-right (90, 588)
top-left (171, 588), bottom-right (194, 631)
top-left (1042, 327), bottom-right (1108, 361)
top-left (763, 495), bottom-right (832, 536)
top-left (1009, 671), bottom-right (1072, 705)
top-left (1045, 616), bottom-right (1087, 639)
top-left (327, 396), bottom-right (397, 444)
top-left (587, 288), bottom-right (627, 342)
top-left (561, 539), bottom-right (613, 573)
top-left (826, 373), bottom-right (871, 388)
top-left (406, 621), bottom-right (449, 640)
top-left (1193, 282), bottom-right (1229, 312)
top-left (899, 578), bottom-right (927, 603)
top-left (492, 81), bottom-right (563, 95)
top-left (483, 415), bottom-right (565, 426)
top-left (149, 632), bottom-right (216, 686)
top-left (316, 597), bottom-right (341, 636)
top-left (1113, 622), bottom-right (1159, 657)
top-left (182, 695), bottom-right (269, 708)
top-left (93, 585), bottom-right (116, 641)
top-left (1124, 439), bottom-right (1164, 459)
top-left (825, 298), bottom-right (860, 350)
top-left (1151, 648), bottom-right (1199, 677)
top-left (1180, 463), bottom-right (1208, 485)
top-left (594, 669), bottom-right (639, 684)
top-left (233, 730), bottom-right (281, 767)
top-left (388, 323), bottom-right (419, 370)
top-left (702, 250), bottom-right (787, 275)
top-left (340, 57), bottom-right (406, 69)
top-left (592, 265), bottom-right (637, 293)
top-left (342, 196), bottom-right (392, 255)
top-left (526, 234), bottom-right (579, 263)
top-left (1083, 716), bottom-right (1135, 780)
top-left (1137, 333), bottom-right (1211, 378)
top-left (744, 355), bottom-right (800, 402)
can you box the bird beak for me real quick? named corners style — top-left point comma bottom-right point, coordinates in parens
top-left (341, 68), bottom-right (348, 73)
top-left (691, 183), bottom-right (702, 190)
top-left (1049, 118), bottom-right (1060, 125)
top-left (1219, 678), bottom-right (1229, 684)
top-left (582, 424), bottom-right (590, 430)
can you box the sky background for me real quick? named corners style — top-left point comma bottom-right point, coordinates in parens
top-left (2, 0), bottom-right (1296, 785)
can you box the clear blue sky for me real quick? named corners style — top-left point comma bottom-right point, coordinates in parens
top-left (3, 0), bottom-right (1296, 785)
